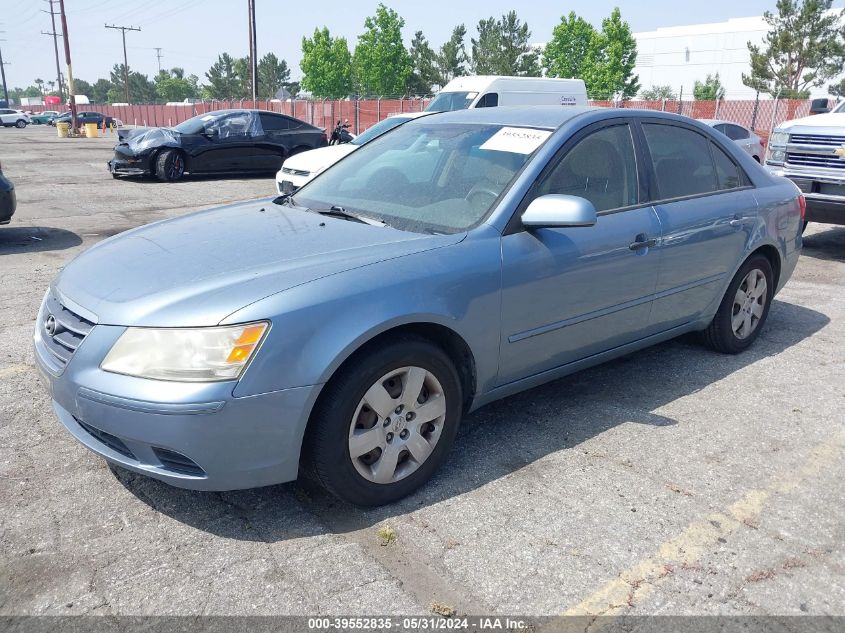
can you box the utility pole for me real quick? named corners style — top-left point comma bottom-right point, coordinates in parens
top-left (41, 0), bottom-right (64, 101)
top-left (0, 44), bottom-right (9, 107)
top-left (57, 0), bottom-right (76, 130)
top-left (154, 47), bottom-right (163, 74)
top-left (247, 0), bottom-right (257, 102)
top-left (104, 23), bottom-right (141, 104)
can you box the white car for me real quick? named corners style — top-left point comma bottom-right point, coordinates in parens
top-left (276, 111), bottom-right (432, 194)
top-left (0, 109), bottom-right (30, 128)
top-left (698, 119), bottom-right (764, 162)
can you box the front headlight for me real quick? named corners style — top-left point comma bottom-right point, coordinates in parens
top-left (769, 130), bottom-right (789, 146)
top-left (101, 322), bottom-right (268, 382)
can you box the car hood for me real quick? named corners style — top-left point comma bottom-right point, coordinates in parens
top-left (778, 112), bottom-right (845, 131)
top-left (117, 126), bottom-right (155, 142)
top-left (280, 144), bottom-right (357, 175)
top-left (53, 198), bottom-right (461, 327)
top-left (119, 127), bottom-right (181, 153)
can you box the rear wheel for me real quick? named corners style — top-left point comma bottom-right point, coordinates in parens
top-left (303, 337), bottom-right (462, 506)
top-left (15, 119), bottom-right (27, 128)
top-left (154, 149), bottom-right (185, 182)
top-left (703, 254), bottom-right (774, 354)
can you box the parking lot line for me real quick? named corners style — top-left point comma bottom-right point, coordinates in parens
top-left (561, 426), bottom-right (845, 619)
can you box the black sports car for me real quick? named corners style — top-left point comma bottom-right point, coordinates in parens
top-left (108, 109), bottom-right (328, 181)
top-left (52, 111), bottom-right (115, 128)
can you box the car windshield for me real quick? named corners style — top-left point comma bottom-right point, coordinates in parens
top-left (350, 116), bottom-right (411, 146)
top-left (172, 112), bottom-right (224, 134)
top-left (425, 91), bottom-right (477, 112)
top-left (834, 101), bottom-right (845, 113)
top-left (292, 121), bottom-right (550, 234)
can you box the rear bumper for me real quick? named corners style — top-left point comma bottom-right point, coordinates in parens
top-left (767, 166), bottom-right (845, 225)
top-left (0, 181), bottom-right (15, 225)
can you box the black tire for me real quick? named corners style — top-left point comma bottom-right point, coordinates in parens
top-left (703, 254), bottom-right (774, 354)
top-left (302, 337), bottom-right (463, 506)
top-left (801, 220), bottom-right (809, 235)
top-left (154, 149), bottom-right (185, 182)
top-left (15, 119), bottom-right (27, 128)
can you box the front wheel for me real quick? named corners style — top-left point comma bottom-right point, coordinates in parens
top-left (154, 149), bottom-right (185, 182)
top-left (703, 254), bottom-right (774, 354)
top-left (303, 337), bottom-right (463, 506)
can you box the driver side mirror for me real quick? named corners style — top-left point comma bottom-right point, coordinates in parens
top-left (202, 127), bottom-right (218, 139)
top-left (522, 194), bottom-right (597, 229)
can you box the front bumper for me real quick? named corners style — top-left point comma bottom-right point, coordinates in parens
top-left (33, 292), bottom-right (320, 491)
top-left (108, 157), bottom-right (151, 177)
top-left (275, 170), bottom-right (313, 195)
top-left (0, 180), bottom-right (15, 224)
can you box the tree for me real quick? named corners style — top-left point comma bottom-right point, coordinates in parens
top-left (257, 53), bottom-right (291, 99)
top-left (107, 64), bottom-right (156, 103)
top-left (352, 4), bottom-right (412, 96)
top-left (300, 27), bottom-right (353, 98)
top-left (543, 12), bottom-right (598, 79)
top-left (407, 31), bottom-right (439, 95)
top-left (639, 85), bottom-right (677, 100)
top-left (471, 11), bottom-right (540, 76)
top-left (204, 53), bottom-right (241, 99)
top-left (72, 79), bottom-right (94, 99)
top-left (743, 0), bottom-right (845, 98)
top-left (693, 73), bottom-right (726, 100)
top-left (829, 78), bottom-right (845, 96)
top-left (91, 79), bottom-right (112, 103)
top-left (437, 25), bottom-right (469, 84)
top-left (584, 8), bottom-right (639, 99)
top-left (155, 67), bottom-right (199, 102)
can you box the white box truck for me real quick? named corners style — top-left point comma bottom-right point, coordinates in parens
top-left (425, 76), bottom-right (588, 112)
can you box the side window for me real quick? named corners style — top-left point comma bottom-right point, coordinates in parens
top-left (476, 93), bottom-right (498, 108)
top-left (642, 123), bottom-right (717, 200)
top-left (710, 142), bottom-right (743, 190)
top-left (713, 124), bottom-right (726, 135)
top-left (532, 124), bottom-right (639, 213)
top-left (726, 124), bottom-right (749, 140)
top-left (259, 114), bottom-right (289, 133)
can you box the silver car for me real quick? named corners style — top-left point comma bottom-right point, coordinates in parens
top-left (35, 107), bottom-right (803, 506)
top-left (698, 119), bottom-right (765, 162)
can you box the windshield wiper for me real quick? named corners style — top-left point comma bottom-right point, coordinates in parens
top-left (312, 205), bottom-right (386, 227)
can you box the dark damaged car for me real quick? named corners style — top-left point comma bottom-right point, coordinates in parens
top-left (108, 109), bottom-right (328, 182)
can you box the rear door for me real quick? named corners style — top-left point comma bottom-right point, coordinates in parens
top-left (638, 120), bottom-right (757, 333)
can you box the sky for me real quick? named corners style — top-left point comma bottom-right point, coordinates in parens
top-left (1, 0), bottom-right (843, 90)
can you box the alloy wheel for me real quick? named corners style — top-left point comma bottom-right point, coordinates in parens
top-left (348, 366), bottom-right (447, 485)
top-left (731, 268), bottom-right (767, 339)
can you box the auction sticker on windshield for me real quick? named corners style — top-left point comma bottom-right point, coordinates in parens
top-left (480, 126), bottom-right (552, 154)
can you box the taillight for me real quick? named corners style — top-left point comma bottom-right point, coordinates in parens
top-left (798, 194), bottom-right (806, 220)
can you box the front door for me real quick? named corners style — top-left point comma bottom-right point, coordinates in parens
top-left (498, 122), bottom-right (662, 386)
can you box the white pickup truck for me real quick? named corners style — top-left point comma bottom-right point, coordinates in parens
top-left (765, 98), bottom-right (845, 227)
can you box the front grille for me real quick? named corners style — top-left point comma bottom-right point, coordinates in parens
top-left (790, 133), bottom-right (845, 147)
top-left (75, 418), bottom-right (136, 459)
top-left (152, 447), bottom-right (206, 476)
top-left (40, 293), bottom-right (94, 370)
top-left (282, 166), bottom-right (310, 177)
top-left (786, 152), bottom-right (845, 170)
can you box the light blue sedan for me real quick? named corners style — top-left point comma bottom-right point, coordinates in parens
top-left (35, 107), bottom-right (803, 506)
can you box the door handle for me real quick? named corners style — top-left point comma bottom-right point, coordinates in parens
top-left (629, 235), bottom-right (657, 251)
top-left (729, 216), bottom-right (744, 228)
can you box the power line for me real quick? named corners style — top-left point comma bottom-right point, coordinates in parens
top-left (104, 23), bottom-right (141, 104)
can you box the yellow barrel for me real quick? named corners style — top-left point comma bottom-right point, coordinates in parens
top-left (84, 122), bottom-right (99, 138)
top-left (56, 122), bottom-right (70, 138)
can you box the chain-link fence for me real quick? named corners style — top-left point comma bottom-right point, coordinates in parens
top-left (23, 97), bottom-right (818, 146)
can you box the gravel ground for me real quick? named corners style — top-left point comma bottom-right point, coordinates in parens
top-left (1, 126), bottom-right (843, 620)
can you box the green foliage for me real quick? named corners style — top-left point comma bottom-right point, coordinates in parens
top-left (155, 67), bottom-right (199, 102)
top-left (584, 8), bottom-right (640, 99)
top-left (693, 73), bottom-right (725, 100)
top-left (743, 0), bottom-right (845, 97)
top-left (204, 53), bottom-right (242, 99)
top-left (543, 12), bottom-right (597, 80)
top-left (91, 79), bottom-right (112, 103)
top-left (301, 27), bottom-right (353, 98)
top-left (437, 25), bottom-right (469, 84)
top-left (829, 78), bottom-right (845, 96)
top-left (471, 11), bottom-right (540, 76)
top-left (106, 64), bottom-right (156, 103)
top-left (257, 53), bottom-right (291, 99)
top-left (639, 85), bottom-right (677, 100)
top-left (407, 31), bottom-right (439, 95)
top-left (352, 4), bottom-right (412, 96)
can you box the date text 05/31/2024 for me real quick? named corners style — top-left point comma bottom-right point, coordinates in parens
top-left (306, 617), bottom-right (529, 630)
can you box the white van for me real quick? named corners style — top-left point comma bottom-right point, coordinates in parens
top-left (425, 75), bottom-right (588, 112)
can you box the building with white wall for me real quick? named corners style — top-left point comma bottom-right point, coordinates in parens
top-left (632, 15), bottom-right (838, 99)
